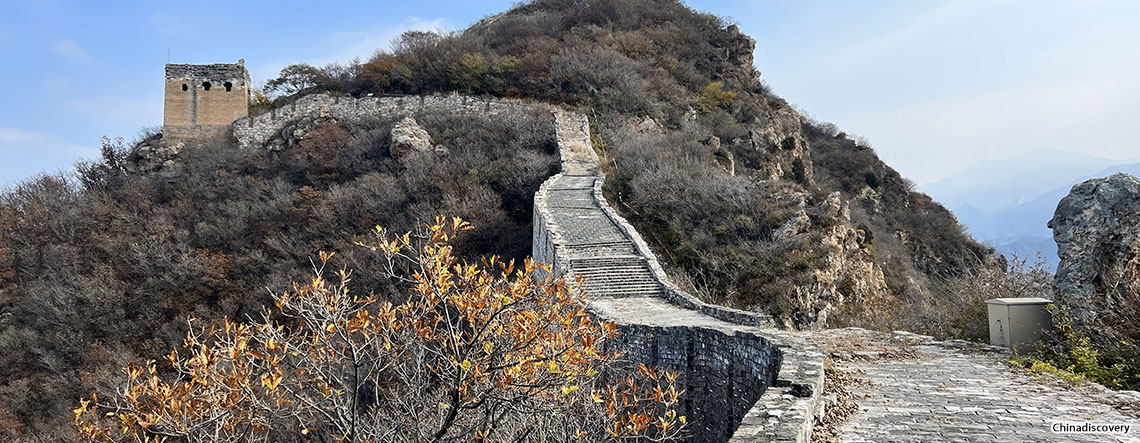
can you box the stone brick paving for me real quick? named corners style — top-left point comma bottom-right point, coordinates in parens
top-left (810, 328), bottom-right (1140, 442)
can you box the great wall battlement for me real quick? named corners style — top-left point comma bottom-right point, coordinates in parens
top-left (226, 92), bottom-right (825, 442)
top-left (535, 111), bottom-right (825, 442)
top-left (233, 94), bottom-right (543, 149)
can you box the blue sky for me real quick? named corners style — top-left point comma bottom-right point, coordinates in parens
top-left (2, 0), bottom-right (1139, 187)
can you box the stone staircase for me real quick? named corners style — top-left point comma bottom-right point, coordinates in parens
top-left (543, 173), bottom-right (664, 298)
top-left (533, 110), bottom-right (825, 443)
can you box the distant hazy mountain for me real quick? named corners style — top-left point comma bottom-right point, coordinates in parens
top-left (923, 150), bottom-right (1118, 214)
top-left (921, 150), bottom-right (1140, 271)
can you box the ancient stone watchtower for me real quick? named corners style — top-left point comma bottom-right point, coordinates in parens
top-left (163, 59), bottom-right (250, 139)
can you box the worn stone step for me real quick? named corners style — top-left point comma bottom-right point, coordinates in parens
top-left (580, 288), bottom-right (664, 298)
top-left (564, 242), bottom-right (637, 256)
top-left (549, 175), bottom-right (597, 190)
top-left (579, 282), bottom-right (660, 290)
top-left (569, 256), bottom-right (647, 265)
top-left (572, 271), bottom-right (657, 280)
top-left (572, 268), bottom-right (656, 278)
top-left (580, 284), bottom-right (662, 291)
top-left (571, 267), bottom-right (655, 275)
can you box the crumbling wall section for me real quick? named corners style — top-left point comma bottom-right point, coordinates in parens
top-left (234, 94), bottom-right (544, 150)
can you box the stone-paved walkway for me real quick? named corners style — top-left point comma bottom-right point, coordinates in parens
top-left (809, 328), bottom-right (1140, 443)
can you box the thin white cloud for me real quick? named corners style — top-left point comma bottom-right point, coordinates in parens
top-left (151, 14), bottom-right (195, 37)
top-left (61, 95), bottom-right (162, 127)
top-left (0, 127), bottom-right (52, 145)
top-left (50, 38), bottom-right (92, 63)
top-left (850, 73), bottom-right (1140, 184)
top-left (812, 0), bottom-right (1140, 184)
top-left (827, 1), bottom-right (982, 68)
top-left (0, 127), bottom-right (93, 154)
top-left (42, 76), bottom-right (69, 92)
top-left (327, 17), bottom-right (448, 62)
top-left (0, 127), bottom-right (98, 187)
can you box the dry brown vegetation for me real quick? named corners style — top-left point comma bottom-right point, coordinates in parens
top-left (74, 219), bottom-right (686, 442)
top-left (0, 111), bottom-right (556, 437)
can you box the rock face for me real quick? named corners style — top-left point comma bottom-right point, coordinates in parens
top-left (1049, 173), bottom-right (1140, 344)
top-left (724, 24), bottom-right (756, 75)
top-left (795, 192), bottom-right (889, 328)
top-left (748, 105), bottom-right (813, 183)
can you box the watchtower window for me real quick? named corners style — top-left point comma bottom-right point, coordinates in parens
top-left (224, 82), bottom-right (233, 92)
top-left (202, 81), bottom-right (212, 91)
top-left (181, 84), bottom-right (188, 91)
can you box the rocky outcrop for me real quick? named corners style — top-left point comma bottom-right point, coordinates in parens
top-left (784, 193), bottom-right (889, 328)
top-left (773, 210), bottom-right (811, 241)
top-left (128, 136), bottom-right (184, 175)
top-left (723, 24), bottom-right (757, 76)
top-left (270, 114), bottom-right (340, 151)
top-left (1049, 173), bottom-right (1140, 345)
top-left (629, 115), bottom-right (664, 135)
top-left (390, 117), bottom-right (441, 156)
top-left (748, 106), bottom-right (813, 183)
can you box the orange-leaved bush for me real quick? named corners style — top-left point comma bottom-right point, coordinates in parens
top-left (73, 217), bottom-right (686, 442)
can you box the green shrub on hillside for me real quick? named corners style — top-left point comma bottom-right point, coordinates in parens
top-left (1012, 307), bottom-right (1136, 390)
top-left (696, 81), bottom-right (736, 113)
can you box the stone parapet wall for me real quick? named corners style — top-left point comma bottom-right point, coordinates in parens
top-left (607, 323), bottom-right (783, 441)
top-left (234, 93), bottom-right (548, 150)
top-left (731, 330), bottom-right (825, 442)
top-left (531, 174), bottom-right (569, 282)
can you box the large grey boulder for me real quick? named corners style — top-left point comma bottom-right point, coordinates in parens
top-left (390, 117), bottom-right (437, 157)
top-left (1049, 173), bottom-right (1140, 344)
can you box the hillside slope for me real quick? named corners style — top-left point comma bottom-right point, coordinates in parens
top-left (0, 110), bottom-right (557, 435)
